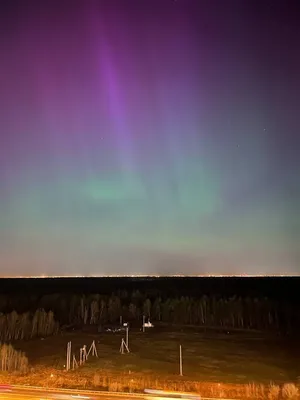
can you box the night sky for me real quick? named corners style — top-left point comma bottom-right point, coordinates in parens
top-left (0, 0), bottom-right (299, 277)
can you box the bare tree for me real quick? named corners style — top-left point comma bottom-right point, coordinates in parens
top-left (0, 343), bottom-right (28, 373)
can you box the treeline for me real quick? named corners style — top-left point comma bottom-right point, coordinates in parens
top-left (0, 291), bottom-right (297, 334)
top-left (0, 309), bottom-right (59, 341)
top-left (43, 292), bottom-right (296, 333)
top-left (0, 343), bottom-right (28, 372)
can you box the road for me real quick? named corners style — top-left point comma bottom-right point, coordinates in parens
top-left (0, 386), bottom-right (234, 400)
top-left (0, 386), bottom-right (140, 400)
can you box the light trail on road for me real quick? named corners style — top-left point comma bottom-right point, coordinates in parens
top-left (0, 387), bottom-right (131, 400)
top-left (0, 386), bottom-right (237, 400)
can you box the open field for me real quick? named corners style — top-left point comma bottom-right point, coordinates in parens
top-left (11, 325), bottom-right (300, 382)
top-left (1, 325), bottom-right (300, 398)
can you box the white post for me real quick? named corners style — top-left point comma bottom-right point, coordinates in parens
top-left (87, 340), bottom-right (98, 358)
top-left (72, 354), bottom-right (78, 370)
top-left (87, 341), bottom-right (92, 358)
top-left (66, 341), bottom-right (71, 371)
top-left (120, 338), bottom-right (124, 354)
top-left (79, 348), bottom-right (83, 365)
top-left (66, 342), bottom-right (68, 371)
top-left (179, 345), bottom-right (183, 376)
top-left (69, 341), bottom-right (71, 370)
top-left (126, 326), bottom-right (129, 349)
top-left (119, 338), bottom-right (129, 354)
top-left (83, 345), bottom-right (87, 362)
top-left (123, 338), bottom-right (130, 353)
top-left (92, 340), bottom-right (98, 357)
top-left (142, 315), bottom-right (145, 332)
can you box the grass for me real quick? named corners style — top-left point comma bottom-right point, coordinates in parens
top-left (1, 325), bottom-right (300, 398)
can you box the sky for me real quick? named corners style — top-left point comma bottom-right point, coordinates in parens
top-left (0, 0), bottom-right (299, 277)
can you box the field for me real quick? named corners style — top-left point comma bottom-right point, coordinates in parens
top-left (4, 325), bottom-right (300, 398)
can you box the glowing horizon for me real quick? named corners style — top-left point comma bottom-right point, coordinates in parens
top-left (0, 274), bottom-right (295, 279)
top-left (0, 0), bottom-right (299, 277)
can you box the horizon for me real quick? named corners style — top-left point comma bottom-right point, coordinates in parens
top-left (0, 274), bottom-right (297, 278)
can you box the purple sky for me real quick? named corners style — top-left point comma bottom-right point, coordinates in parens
top-left (0, 0), bottom-right (299, 276)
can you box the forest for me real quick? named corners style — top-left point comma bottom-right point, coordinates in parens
top-left (0, 289), bottom-right (298, 335)
top-left (0, 309), bottom-right (59, 341)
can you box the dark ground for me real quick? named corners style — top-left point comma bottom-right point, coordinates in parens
top-left (12, 324), bottom-right (300, 385)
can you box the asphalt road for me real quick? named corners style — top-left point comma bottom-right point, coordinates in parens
top-left (0, 387), bottom-right (235, 400)
top-left (0, 387), bottom-right (138, 400)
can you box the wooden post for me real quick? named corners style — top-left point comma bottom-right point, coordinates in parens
top-left (179, 345), bottom-right (183, 376)
top-left (142, 315), bottom-right (145, 332)
top-left (120, 315), bottom-right (123, 326)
